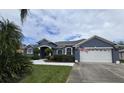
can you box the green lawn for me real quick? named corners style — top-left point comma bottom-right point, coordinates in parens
top-left (20, 65), bottom-right (72, 83)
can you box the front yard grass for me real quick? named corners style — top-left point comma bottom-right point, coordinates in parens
top-left (20, 65), bottom-right (72, 83)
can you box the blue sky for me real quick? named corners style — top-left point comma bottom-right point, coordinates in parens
top-left (0, 9), bottom-right (124, 44)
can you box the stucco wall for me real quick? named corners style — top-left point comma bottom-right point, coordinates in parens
top-left (112, 49), bottom-right (119, 63)
top-left (75, 48), bottom-right (80, 61)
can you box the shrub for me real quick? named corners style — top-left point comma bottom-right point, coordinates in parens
top-left (32, 55), bottom-right (40, 60)
top-left (0, 53), bottom-right (32, 83)
top-left (33, 48), bottom-right (40, 55)
top-left (49, 55), bottom-right (75, 62)
top-left (46, 56), bottom-right (54, 60)
top-left (120, 60), bottom-right (124, 63)
top-left (45, 48), bottom-right (53, 56)
top-left (31, 48), bottom-right (40, 60)
top-left (25, 54), bottom-right (40, 60)
top-left (25, 54), bottom-right (34, 59)
top-left (46, 56), bottom-right (50, 60)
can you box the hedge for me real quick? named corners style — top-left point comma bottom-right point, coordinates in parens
top-left (48, 55), bottom-right (75, 62)
top-left (25, 54), bottom-right (40, 60)
top-left (120, 60), bottom-right (124, 63)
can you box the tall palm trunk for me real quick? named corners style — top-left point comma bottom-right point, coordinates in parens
top-left (20, 9), bottom-right (28, 24)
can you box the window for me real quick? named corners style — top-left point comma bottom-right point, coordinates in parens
top-left (66, 48), bottom-right (72, 55)
top-left (27, 48), bottom-right (33, 54)
top-left (58, 50), bottom-right (62, 55)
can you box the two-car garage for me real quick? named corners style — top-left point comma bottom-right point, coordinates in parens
top-left (80, 47), bottom-right (113, 63)
top-left (74, 35), bottom-right (119, 63)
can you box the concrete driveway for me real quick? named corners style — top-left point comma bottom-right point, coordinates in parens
top-left (67, 63), bottom-right (124, 83)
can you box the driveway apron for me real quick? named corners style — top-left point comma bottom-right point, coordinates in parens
top-left (67, 63), bottom-right (124, 83)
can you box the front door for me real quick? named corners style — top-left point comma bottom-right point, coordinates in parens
top-left (40, 47), bottom-right (47, 58)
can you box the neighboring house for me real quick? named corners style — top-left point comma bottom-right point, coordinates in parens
top-left (119, 49), bottom-right (124, 60)
top-left (25, 45), bottom-right (34, 55)
top-left (17, 44), bottom-right (26, 54)
top-left (116, 45), bottom-right (124, 60)
top-left (37, 35), bottom-right (120, 63)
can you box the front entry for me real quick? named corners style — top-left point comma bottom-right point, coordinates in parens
top-left (40, 47), bottom-right (48, 58)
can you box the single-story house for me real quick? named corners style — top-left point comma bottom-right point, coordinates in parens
top-left (36, 35), bottom-right (119, 63)
top-left (24, 45), bottom-right (34, 55)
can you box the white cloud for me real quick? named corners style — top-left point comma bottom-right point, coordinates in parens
top-left (0, 9), bottom-right (21, 25)
top-left (0, 9), bottom-right (124, 44)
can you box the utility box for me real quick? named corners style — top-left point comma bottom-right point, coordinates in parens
top-left (75, 60), bottom-right (79, 63)
top-left (116, 61), bottom-right (120, 64)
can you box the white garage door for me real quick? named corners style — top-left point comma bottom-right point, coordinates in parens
top-left (80, 48), bottom-right (112, 63)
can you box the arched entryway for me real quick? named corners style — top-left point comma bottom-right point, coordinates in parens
top-left (39, 45), bottom-right (52, 58)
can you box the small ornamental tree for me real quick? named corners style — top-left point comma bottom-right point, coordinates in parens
top-left (33, 48), bottom-right (40, 55)
top-left (45, 48), bottom-right (53, 56)
top-left (32, 48), bottom-right (40, 60)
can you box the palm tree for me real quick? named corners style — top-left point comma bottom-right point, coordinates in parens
top-left (20, 9), bottom-right (28, 24)
top-left (0, 19), bottom-right (23, 55)
top-left (45, 48), bottom-right (53, 56)
top-left (0, 19), bottom-right (23, 82)
top-left (0, 19), bottom-right (32, 82)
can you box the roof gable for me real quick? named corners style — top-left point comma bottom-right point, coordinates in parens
top-left (74, 35), bottom-right (116, 47)
top-left (37, 38), bottom-right (57, 48)
top-left (37, 39), bottom-right (50, 44)
top-left (38, 39), bottom-right (56, 45)
top-left (25, 45), bottom-right (34, 49)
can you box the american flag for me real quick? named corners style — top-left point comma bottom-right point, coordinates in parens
top-left (80, 48), bottom-right (89, 53)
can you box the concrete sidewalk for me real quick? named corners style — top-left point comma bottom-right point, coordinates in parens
top-left (32, 59), bottom-right (75, 66)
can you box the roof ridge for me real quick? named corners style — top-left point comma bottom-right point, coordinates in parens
top-left (37, 38), bottom-right (53, 43)
top-left (55, 38), bottom-right (86, 43)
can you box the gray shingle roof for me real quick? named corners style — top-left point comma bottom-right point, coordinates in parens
top-left (55, 39), bottom-right (86, 48)
top-left (37, 39), bottom-right (51, 44)
top-left (36, 38), bottom-right (86, 48)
